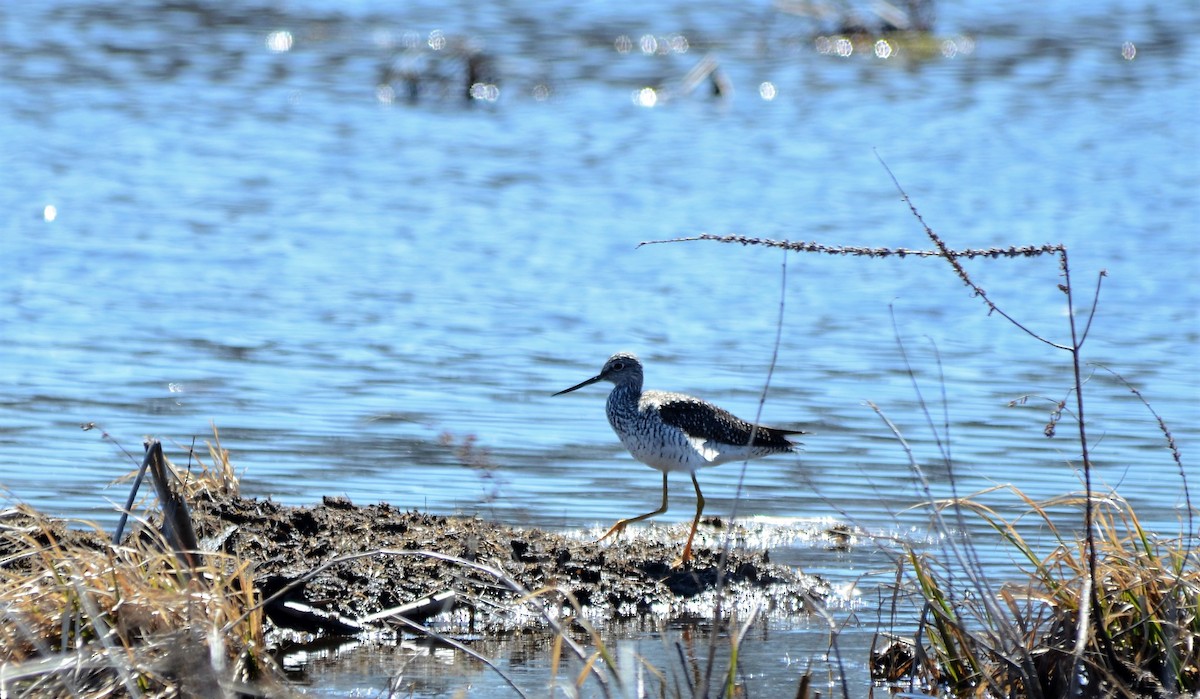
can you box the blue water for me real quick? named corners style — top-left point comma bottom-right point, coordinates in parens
top-left (2, 0), bottom-right (1197, 695)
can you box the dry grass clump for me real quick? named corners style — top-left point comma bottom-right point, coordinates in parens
top-left (0, 506), bottom-right (276, 697)
top-left (874, 488), bottom-right (1198, 697)
top-left (174, 425), bottom-right (241, 500)
top-left (110, 425), bottom-right (240, 503)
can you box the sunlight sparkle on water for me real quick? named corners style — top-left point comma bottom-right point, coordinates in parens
top-left (469, 83), bottom-right (500, 102)
top-left (941, 36), bottom-right (976, 58)
top-left (759, 82), bottom-right (777, 100)
top-left (633, 87), bottom-right (658, 108)
top-left (667, 34), bottom-right (689, 53)
top-left (815, 36), bottom-right (856, 57)
top-left (42, 204), bottom-right (57, 222)
top-left (815, 36), bottom-right (855, 57)
top-left (265, 30), bottom-right (292, 53)
top-left (633, 33), bottom-right (689, 56)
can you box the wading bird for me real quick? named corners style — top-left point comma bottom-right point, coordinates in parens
top-left (553, 352), bottom-right (804, 566)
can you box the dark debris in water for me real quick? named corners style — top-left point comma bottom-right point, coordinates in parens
top-left (188, 494), bottom-right (828, 636)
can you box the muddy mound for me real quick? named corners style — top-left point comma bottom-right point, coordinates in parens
top-left (190, 495), bottom-right (827, 634)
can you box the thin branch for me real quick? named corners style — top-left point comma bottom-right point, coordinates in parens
top-left (1094, 364), bottom-right (1193, 550)
top-left (386, 613), bottom-right (529, 699)
top-left (644, 229), bottom-right (1074, 354)
top-left (1076, 270), bottom-right (1108, 348)
top-left (702, 250), bottom-right (791, 697)
top-left (640, 233), bottom-right (1065, 261)
top-left (875, 155), bottom-right (1072, 352)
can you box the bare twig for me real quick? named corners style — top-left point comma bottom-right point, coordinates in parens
top-left (387, 613), bottom-right (530, 699)
top-left (1094, 365), bottom-right (1193, 550)
top-left (1076, 270), bottom-right (1108, 347)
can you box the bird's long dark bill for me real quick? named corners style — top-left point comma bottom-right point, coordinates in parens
top-left (552, 374), bottom-right (603, 396)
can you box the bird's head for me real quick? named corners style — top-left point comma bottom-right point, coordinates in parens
top-left (553, 351), bottom-right (643, 395)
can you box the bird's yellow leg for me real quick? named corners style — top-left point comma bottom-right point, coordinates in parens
top-left (671, 472), bottom-right (705, 568)
top-left (599, 472), bottom-right (669, 542)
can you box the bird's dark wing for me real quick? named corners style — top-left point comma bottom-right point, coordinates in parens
top-left (656, 396), bottom-right (802, 449)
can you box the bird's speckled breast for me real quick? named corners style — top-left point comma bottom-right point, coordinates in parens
top-left (605, 386), bottom-right (718, 472)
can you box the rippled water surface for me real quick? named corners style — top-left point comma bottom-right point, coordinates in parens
top-left (2, 0), bottom-right (1197, 695)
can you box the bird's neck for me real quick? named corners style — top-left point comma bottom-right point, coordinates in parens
top-left (607, 381), bottom-right (641, 413)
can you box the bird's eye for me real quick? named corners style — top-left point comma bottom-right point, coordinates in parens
top-left (611, 361), bottom-right (625, 371)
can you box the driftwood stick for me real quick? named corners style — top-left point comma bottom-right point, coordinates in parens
top-left (112, 447), bottom-right (153, 544)
top-left (360, 590), bottom-right (457, 625)
top-left (144, 440), bottom-right (202, 574)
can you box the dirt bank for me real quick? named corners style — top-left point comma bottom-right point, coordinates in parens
top-left (188, 494), bottom-right (828, 636)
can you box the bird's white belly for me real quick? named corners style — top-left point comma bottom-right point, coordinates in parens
top-left (617, 427), bottom-right (727, 473)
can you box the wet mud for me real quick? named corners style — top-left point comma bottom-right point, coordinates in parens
top-left (189, 495), bottom-right (828, 637)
